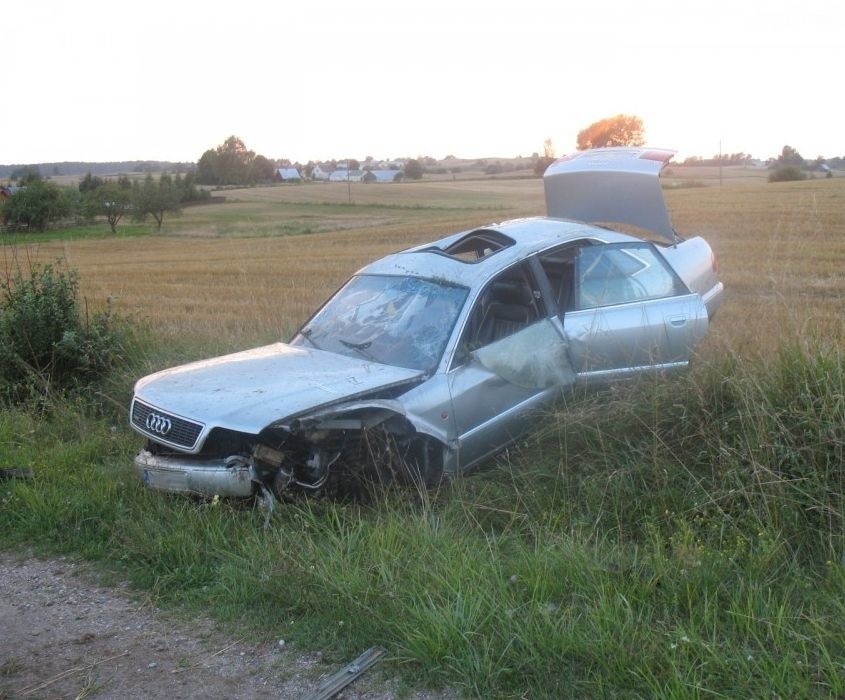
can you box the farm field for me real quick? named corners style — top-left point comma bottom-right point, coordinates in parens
top-left (1, 171), bottom-right (844, 698)
top-left (10, 172), bottom-right (844, 351)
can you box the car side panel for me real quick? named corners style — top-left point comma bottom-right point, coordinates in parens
top-left (657, 237), bottom-right (723, 317)
top-left (447, 362), bottom-right (554, 471)
top-left (564, 294), bottom-right (708, 381)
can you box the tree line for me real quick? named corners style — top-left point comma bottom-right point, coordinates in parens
top-left (1, 171), bottom-right (208, 233)
top-left (0, 160), bottom-right (193, 180)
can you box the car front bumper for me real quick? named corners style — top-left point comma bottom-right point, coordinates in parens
top-left (133, 449), bottom-right (254, 497)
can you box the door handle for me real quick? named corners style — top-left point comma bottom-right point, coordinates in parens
top-left (668, 316), bottom-right (687, 327)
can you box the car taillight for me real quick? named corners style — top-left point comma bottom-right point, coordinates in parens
top-left (711, 251), bottom-right (718, 273)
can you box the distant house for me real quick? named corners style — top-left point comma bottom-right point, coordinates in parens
top-left (363, 170), bottom-right (405, 183)
top-left (329, 169), bottom-right (365, 183)
top-left (275, 168), bottom-right (302, 182)
top-left (311, 164), bottom-right (332, 181)
top-left (0, 185), bottom-right (20, 199)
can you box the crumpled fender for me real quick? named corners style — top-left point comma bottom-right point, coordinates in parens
top-left (269, 398), bottom-right (450, 447)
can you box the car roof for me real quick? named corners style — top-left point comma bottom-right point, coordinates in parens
top-left (358, 217), bottom-right (638, 289)
top-left (360, 147), bottom-right (679, 288)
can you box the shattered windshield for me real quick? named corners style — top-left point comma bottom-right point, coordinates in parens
top-left (292, 275), bottom-right (469, 372)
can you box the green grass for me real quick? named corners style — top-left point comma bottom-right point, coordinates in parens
top-left (1, 223), bottom-right (153, 244)
top-left (1, 338), bottom-right (842, 698)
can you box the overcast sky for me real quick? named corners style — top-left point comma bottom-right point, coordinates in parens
top-left (2, 0), bottom-right (842, 165)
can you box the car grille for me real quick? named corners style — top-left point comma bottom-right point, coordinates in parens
top-left (131, 400), bottom-right (204, 450)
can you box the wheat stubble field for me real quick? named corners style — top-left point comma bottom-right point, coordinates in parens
top-left (16, 171), bottom-right (845, 355)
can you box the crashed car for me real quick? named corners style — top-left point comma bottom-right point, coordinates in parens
top-left (129, 147), bottom-right (723, 499)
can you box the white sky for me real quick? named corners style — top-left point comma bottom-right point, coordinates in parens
top-left (2, 0), bottom-right (842, 165)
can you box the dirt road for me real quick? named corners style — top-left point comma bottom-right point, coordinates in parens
top-left (0, 553), bottom-right (450, 699)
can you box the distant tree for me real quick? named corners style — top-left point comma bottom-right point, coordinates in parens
top-left (533, 137), bottom-right (556, 177)
top-left (196, 148), bottom-right (220, 185)
top-left (576, 114), bottom-right (645, 150)
top-left (11, 167), bottom-right (42, 184)
top-left (172, 171), bottom-right (208, 204)
top-left (132, 173), bottom-right (181, 230)
top-left (249, 154), bottom-right (275, 183)
top-left (216, 136), bottom-right (252, 184)
top-left (775, 145), bottom-right (805, 168)
top-left (348, 159), bottom-right (361, 170)
top-left (1, 180), bottom-right (76, 231)
top-left (196, 135), bottom-right (273, 186)
top-left (79, 172), bottom-right (105, 193)
top-left (404, 159), bottom-right (424, 180)
top-left (95, 181), bottom-right (132, 233)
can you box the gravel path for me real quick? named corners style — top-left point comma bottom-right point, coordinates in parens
top-left (0, 553), bottom-right (451, 699)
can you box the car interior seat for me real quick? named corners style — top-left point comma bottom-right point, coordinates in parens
top-left (477, 280), bottom-right (533, 345)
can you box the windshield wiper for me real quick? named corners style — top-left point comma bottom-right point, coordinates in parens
top-left (299, 327), bottom-right (322, 351)
top-left (339, 338), bottom-right (377, 361)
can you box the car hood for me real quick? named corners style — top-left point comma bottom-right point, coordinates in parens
top-left (133, 343), bottom-right (424, 437)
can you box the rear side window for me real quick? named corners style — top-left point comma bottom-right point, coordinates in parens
top-left (576, 243), bottom-right (686, 309)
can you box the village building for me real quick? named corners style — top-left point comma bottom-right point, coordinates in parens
top-left (310, 164), bottom-right (332, 181)
top-left (329, 169), bottom-right (365, 182)
top-left (274, 168), bottom-right (302, 182)
top-left (362, 170), bottom-right (405, 183)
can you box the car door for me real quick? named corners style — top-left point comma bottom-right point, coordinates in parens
top-left (562, 242), bottom-right (709, 383)
top-left (447, 262), bottom-right (574, 471)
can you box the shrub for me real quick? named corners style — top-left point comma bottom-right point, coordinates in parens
top-left (769, 165), bottom-right (807, 182)
top-left (0, 179), bottom-right (79, 231)
top-left (0, 260), bottom-right (124, 403)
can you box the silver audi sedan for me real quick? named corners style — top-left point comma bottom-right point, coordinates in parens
top-left (129, 148), bottom-right (723, 500)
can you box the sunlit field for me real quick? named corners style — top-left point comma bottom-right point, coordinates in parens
top-left (8, 170), bottom-right (844, 353)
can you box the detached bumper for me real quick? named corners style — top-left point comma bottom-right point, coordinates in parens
top-left (133, 449), bottom-right (254, 497)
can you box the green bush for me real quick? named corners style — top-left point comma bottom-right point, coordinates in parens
top-left (0, 179), bottom-right (79, 231)
top-left (0, 260), bottom-right (124, 402)
top-left (769, 165), bottom-right (807, 182)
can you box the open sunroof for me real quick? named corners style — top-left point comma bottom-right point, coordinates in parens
top-left (438, 229), bottom-right (515, 263)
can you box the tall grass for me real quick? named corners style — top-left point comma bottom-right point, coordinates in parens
top-left (2, 339), bottom-right (842, 697)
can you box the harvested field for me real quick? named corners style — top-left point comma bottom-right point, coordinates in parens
top-left (6, 173), bottom-right (843, 353)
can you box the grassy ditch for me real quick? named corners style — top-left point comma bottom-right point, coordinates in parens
top-left (1, 338), bottom-right (842, 698)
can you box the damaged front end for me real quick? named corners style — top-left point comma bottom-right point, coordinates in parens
top-left (133, 401), bottom-right (444, 501)
top-left (134, 449), bottom-right (255, 497)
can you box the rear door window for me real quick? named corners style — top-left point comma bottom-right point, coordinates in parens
top-left (576, 243), bottom-right (687, 309)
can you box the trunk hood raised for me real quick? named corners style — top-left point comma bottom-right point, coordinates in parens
top-left (133, 343), bottom-right (423, 441)
top-left (543, 147), bottom-right (677, 243)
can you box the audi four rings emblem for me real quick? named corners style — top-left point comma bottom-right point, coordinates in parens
top-left (145, 413), bottom-right (173, 436)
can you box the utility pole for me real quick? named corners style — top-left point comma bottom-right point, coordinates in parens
top-left (719, 139), bottom-right (723, 187)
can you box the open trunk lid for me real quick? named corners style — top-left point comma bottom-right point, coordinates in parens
top-left (543, 147), bottom-right (677, 244)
